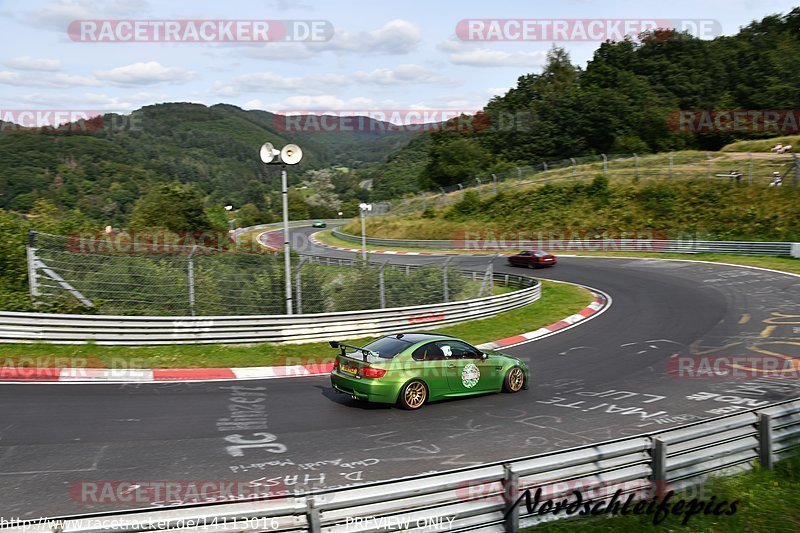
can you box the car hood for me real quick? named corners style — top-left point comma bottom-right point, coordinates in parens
top-left (484, 350), bottom-right (527, 367)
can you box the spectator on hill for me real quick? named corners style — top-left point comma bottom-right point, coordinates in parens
top-left (769, 171), bottom-right (783, 187)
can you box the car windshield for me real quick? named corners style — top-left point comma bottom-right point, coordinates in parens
top-left (359, 336), bottom-right (413, 359)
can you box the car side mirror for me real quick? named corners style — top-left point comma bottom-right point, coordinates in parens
top-left (481, 352), bottom-right (488, 360)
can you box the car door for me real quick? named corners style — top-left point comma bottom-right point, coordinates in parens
top-left (429, 340), bottom-right (495, 393)
top-left (411, 342), bottom-right (451, 398)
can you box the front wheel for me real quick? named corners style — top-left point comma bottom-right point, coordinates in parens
top-left (503, 367), bottom-right (525, 393)
top-left (398, 380), bottom-right (428, 410)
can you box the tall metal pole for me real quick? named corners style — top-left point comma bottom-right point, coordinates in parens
top-left (281, 166), bottom-right (293, 315)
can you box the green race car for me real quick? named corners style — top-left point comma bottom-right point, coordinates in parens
top-left (311, 220), bottom-right (327, 228)
top-left (329, 332), bottom-right (529, 410)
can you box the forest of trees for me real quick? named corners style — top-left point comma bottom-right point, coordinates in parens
top-left (365, 9), bottom-right (800, 195)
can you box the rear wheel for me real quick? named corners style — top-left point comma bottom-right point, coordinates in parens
top-left (398, 380), bottom-right (427, 410)
top-left (503, 367), bottom-right (525, 393)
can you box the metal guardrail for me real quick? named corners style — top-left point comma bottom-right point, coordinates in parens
top-left (331, 229), bottom-right (798, 257)
top-left (7, 399), bottom-right (799, 532)
top-left (0, 260), bottom-right (539, 345)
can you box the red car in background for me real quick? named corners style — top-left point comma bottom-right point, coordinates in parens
top-left (507, 250), bottom-right (557, 268)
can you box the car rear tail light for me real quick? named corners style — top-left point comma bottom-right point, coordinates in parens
top-left (333, 358), bottom-right (339, 370)
top-left (360, 366), bottom-right (387, 379)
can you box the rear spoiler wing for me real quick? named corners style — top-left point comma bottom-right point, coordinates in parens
top-left (329, 341), bottom-right (373, 362)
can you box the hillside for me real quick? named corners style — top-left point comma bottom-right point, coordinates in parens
top-left (347, 176), bottom-right (800, 242)
top-left (359, 8), bottom-right (800, 197)
top-left (0, 103), bottom-right (420, 225)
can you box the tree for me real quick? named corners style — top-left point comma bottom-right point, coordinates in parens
top-left (130, 183), bottom-right (212, 230)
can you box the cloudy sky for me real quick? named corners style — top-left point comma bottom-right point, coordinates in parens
top-left (0, 0), bottom-right (797, 118)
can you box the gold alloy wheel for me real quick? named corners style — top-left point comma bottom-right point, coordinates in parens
top-left (508, 367), bottom-right (524, 392)
top-left (404, 381), bottom-right (427, 409)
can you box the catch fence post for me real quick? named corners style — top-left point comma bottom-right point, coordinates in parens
top-left (187, 245), bottom-right (197, 316)
top-left (378, 261), bottom-right (386, 309)
top-left (601, 153), bottom-right (607, 176)
top-left (634, 153), bottom-right (639, 179)
top-left (570, 157), bottom-right (576, 179)
top-left (706, 152), bottom-right (711, 179)
top-left (26, 230), bottom-right (40, 303)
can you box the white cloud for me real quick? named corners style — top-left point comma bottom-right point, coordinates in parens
top-left (439, 39), bottom-right (548, 68)
top-left (215, 72), bottom-right (351, 96)
top-left (0, 70), bottom-right (100, 87)
top-left (25, 0), bottom-right (149, 30)
top-left (320, 19), bottom-right (421, 55)
top-left (5, 56), bottom-right (62, 71)
top-left (95, 61), bottom-right (194, 86)
top-left (242, 43), bottom-right (315, 61)
top-left (353, 64), bottom-right (454, 86)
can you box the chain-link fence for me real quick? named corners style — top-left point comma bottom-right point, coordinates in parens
top-left (390, 152), bottom-right (800, 216)
top-left (26, 232), bottom-right (501, 316)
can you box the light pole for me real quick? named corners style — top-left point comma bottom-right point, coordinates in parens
top-left (359, 202), bottom-right (372, 261)
top-left (260, 142), bottom-right (303, 315)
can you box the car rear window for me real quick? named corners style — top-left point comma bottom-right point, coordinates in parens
top-left (533, 251), bottom-right (549, 257)
top-left (361, 336), bottom-right (412, 359)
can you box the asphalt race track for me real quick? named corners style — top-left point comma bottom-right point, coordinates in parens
top-left (1, 226), bottom-right (799, 517)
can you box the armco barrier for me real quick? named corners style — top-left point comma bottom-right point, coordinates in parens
top-left (330, 229), bottom-right (796, 257)
top-left (0, 263), bottom-right (539, 345)
top-left (5, 399), bottom-right (799, 532)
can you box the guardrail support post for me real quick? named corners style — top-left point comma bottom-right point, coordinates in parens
top-left (758, 412), bottom-right (774, 469)
top-left (504, 463), bottom-right (520, 533)
top-left (306, 497), bottom-right (321, 532)
top-left (651, 438), bottom-right (667, 498)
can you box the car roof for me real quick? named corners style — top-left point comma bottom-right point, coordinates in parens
top-left (382, 332), bottom-right (459, 343)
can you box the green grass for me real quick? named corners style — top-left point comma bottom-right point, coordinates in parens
top-left (528, 452), bottom-right (800, 532)
top-left (385, 150), bottom-right (796, 220)
top-left (721, 135), bottom-right (800, 152)
top-left (0, 280), bottom-right (591, 369)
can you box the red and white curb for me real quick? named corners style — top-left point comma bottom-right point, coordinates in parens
top-left (0, 291), bottom-right (609, 383)
top-left (0, 363), bottom-right (335, 383)
top-left (476, 291), bottom-right (609, 350)
top-left (309, 233), bottom-right (472, 256)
